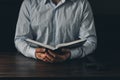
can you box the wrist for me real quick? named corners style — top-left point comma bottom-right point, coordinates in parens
top-left (35, 52), bottom-right (39, 59)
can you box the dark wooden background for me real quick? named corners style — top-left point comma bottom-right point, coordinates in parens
top-left (0, 0), bottom-right (120, 64)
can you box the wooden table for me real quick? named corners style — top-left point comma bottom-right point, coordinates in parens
top-left (0, 52), bottom-right (119, 79)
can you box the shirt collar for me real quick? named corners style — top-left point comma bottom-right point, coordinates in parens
top-left (43, 0), bottom-right (75, 4)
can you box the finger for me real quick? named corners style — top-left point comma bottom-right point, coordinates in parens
top-left (36, 48), bottom-right (46, 53)
top-left (43, 53), bottom-right (57, 63)
top-left (37, 53), bottom-right (52, 63)
top-left (48, 50), bottom-right (56, 58)
top-left (36, 53), bottom-right (44, 60)
top-left (48, 51), bottom-right (64, 63)
top-left (46, 53), bottom-right (54, 62)
top-left (43, 57), bottom-right (51, 63)
top-left (43, 53), bottom-right (55, 63)
top-left (47, 50), bottom-right (64, 62)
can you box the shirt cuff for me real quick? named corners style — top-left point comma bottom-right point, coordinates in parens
top-left (27, 47), bottom-right (36, 59)
top-left (70, 48), bottom-right (83, 59)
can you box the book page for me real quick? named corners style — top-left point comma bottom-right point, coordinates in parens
top-left (26, 38), bottom-right (86, 50)
top-left (55, 38), bottom-right (87, 49)
top-left (26, 39), bottom-right (56, 50)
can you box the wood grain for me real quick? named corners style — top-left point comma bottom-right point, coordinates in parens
top-left (0, 52), bottom-right (119, 78)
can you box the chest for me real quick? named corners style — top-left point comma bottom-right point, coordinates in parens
top-left (30, 3), bottom-right (83, 28)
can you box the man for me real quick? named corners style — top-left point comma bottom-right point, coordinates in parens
top-left (15, 0), bottom-right (97, 63)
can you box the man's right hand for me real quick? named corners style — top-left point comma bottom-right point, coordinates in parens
top-left (35, 48), bottom-right (54, 63)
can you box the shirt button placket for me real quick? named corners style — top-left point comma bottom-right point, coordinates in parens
top-left (52, 8), bottom-right (57, 47)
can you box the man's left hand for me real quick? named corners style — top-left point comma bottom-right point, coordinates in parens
top-left (47, 49), bottom-right (71, 63)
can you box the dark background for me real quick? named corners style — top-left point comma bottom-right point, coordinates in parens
top-left (0, 0), bottom-right (120, 64)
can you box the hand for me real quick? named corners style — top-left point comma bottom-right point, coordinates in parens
top-left (47, 49), bottom-right (71, 63)
top-left (35, 48), bottom-right (53, 63)
top-left (35, 48), bottom-right (71, 63)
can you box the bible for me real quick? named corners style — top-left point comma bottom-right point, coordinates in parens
top-left (26, 38), bottom-right (87, 51)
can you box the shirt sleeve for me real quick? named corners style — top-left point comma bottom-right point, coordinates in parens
top-left (70, 0), bottom-right (97, 59)
top-left (14, 0), bottom-right (36, 59)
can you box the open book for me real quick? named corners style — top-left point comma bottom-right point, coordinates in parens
top-left (26, 38), bottom-right (86, 51)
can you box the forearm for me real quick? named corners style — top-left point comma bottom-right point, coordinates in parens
top-left (15, 38), bottom-right (36, 59)
top-left (70, 37), bottom-right (97, 59)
